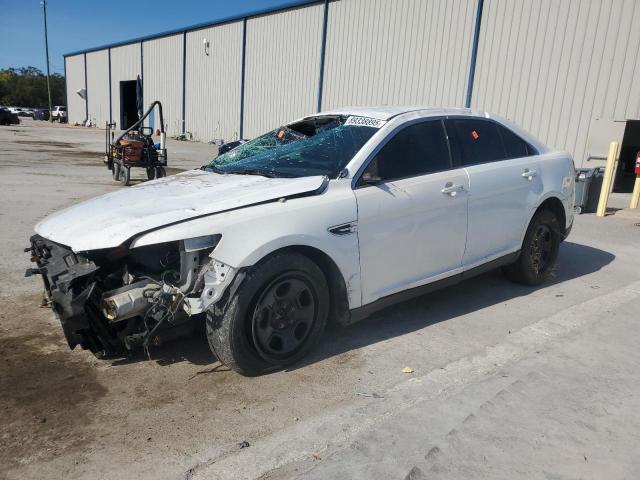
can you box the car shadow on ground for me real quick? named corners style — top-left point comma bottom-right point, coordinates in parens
top-left (289, 241), bottom-right (615, 372)
top-left (108, 241), bottom-right (614, 369)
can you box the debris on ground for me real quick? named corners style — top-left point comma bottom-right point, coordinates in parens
top-left (355, 392), bottom-right (384, 398)
top-left (402, 366), bottom-right (414, 374)
top-left (172, 133), bottom-right (193, 141)
top-left (238, 441), bottom-right (250, 449)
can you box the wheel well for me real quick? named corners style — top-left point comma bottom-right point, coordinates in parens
top-left (257, 245), bottom-right (350, 326)
top-left (537, 197), bottom-right (566, 235)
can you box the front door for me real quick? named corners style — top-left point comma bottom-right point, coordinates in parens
top-left (354, 119), bottom-right (469, 306)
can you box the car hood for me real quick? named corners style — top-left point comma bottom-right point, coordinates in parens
top-left (35, 170), bottom-right (326, 251)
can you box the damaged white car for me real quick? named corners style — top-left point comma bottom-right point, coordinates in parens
top-left (27, 107), bottom-right (574, 375)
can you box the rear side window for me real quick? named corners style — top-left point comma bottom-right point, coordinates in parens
top-left (497, 124), bottom-right (534, 158)
top-left (364, 120), bottom-right (450, 182)
top-left (447, 119), bottom-right (505, 166)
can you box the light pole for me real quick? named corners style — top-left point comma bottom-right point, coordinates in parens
top-left (41, 0), bottom-right (53, 122)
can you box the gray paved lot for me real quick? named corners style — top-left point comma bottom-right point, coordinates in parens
top-left (1, 120), bottom-right (639, 479)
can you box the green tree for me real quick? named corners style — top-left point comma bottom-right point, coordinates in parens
top-left (0, 66), bottom-right (65, 108)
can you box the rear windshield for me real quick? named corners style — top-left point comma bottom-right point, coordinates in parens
top-left (205, 116), bottom-right (378, 178)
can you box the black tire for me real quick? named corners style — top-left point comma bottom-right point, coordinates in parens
top-left (155, 167), bottom-right (166, 178)
top-left (146, 167), bottom-right (156, 180)
top-left (112, 162), bottom-right (121, 181)
top-left (119, 166), bottom-right (130, 186)
top-left (503, 209), bottom-right (561, 285)
top-left (206, 253), bottom-right (330, 376)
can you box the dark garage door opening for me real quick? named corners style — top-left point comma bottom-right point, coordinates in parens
top-left (119, 80), bottom-right (138, 130)
top-left (613, 120), bottom-right (640, 193)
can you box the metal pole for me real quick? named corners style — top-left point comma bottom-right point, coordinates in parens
top-left (316, 0), bottom-right (329, 112)
top-left (239, 18), bottom-right (247, 140)
top-left (42, 0), bottom-right (53, 122)
top-left (465, 0), bottom-right (484, 108)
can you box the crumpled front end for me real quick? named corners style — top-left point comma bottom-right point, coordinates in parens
top-left (27, 234), bottom-right (235, 356)
top-left (27, 235), bottom-right (113, 353)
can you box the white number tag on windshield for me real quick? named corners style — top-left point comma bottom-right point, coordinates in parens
top-left (344, 116), bottom-right (386, 128)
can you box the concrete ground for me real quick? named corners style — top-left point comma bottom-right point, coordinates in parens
top-left (1, 120), bottom-right (639, 480)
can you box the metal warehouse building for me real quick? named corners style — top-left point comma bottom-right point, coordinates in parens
top-left (65, 0), bottom-right (640, 190)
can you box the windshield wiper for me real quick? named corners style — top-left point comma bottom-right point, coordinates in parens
top-left (202, 164), bottom-right (224, 174)
top-left (223, 168), bottom-right (280, 178)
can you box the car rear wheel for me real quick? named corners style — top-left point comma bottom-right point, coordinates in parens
top-left (503, 209), bottom-right (561, 285)
top-left (206, 252), bottom-right (329, 376)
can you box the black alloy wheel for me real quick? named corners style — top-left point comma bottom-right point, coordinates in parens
top-left (529, 223), bottom-right (553, 275)
top-left (251, 273), bottom-right (317, 360)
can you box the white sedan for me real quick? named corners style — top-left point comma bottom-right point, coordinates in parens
top-left (28, 106), bottom-right (575, 375)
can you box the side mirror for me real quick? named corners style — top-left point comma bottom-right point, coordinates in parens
top-left (360, 171), bottom-right (382, 185)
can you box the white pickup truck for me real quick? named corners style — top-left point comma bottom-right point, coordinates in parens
top-left (51, 106), bottom-right (67, 122)
top-left (28, 107), bottom-right (575, 375)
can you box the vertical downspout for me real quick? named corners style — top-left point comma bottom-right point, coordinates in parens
top-left (108, 48), bottom-right (112, 123)
top-left (63, 57), bottom-right (68, 115)
top-left (465, 0), bottom-right (484, 108)
top-left (140, 41), bottom-right (144, 115)
top-left (316, 0), bottom-right (329, 112)
top-left (83, 52), bottom-right (88, 122)
top-left (182, 31), bottom-right (187, 135)
top-left (239, 17), bottom-right (248, 140)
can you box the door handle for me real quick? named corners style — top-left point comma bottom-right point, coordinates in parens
top-left (441, 182), bottom-right (464, 196)
top-left (522, 169), bottom-right (538, 180)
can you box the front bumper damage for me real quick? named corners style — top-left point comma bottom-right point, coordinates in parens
top-left (27, 234), bottom-right (237, 356)
top-left (27, 235), bottom-right (113, 352)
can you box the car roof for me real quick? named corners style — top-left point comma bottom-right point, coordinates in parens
top-left (317, 105), bottom-right (487, 121)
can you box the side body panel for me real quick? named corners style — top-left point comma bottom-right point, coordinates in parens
top-left (463, 156), bottom-right (542, 269)
top-left (520, 152), bottom-right (575, 241)
top-left (131, 180), bottom-right (363, 309)
top-left (355, 169), bottom-right (469, 305)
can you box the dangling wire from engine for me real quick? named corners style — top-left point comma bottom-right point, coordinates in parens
top-left (141, 284), bottom-right (185, 359)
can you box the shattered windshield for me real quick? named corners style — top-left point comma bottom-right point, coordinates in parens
top-left (204, 116), bottom-right (379, 178)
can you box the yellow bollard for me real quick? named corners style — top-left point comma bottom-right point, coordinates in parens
top-left (631, 176), bottom-right (640, 209)
top-left (596, 142), bottom-right (619, 217)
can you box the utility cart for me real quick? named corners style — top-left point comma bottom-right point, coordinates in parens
top-left (105, 101), bottom-right (167, 186)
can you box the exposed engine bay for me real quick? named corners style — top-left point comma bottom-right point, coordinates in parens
top-left (26, 234), bottom-right (237, 356)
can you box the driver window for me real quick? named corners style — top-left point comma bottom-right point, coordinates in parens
top-left (363, 120), bottom-right (450, 183)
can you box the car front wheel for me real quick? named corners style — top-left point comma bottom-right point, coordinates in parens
top-left (503, 209), bottom-right (561, 285)
top-left (206, 252), bottom-right (330, 376)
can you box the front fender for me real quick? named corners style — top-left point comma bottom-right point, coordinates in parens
top-left (130, 180), bottom-right (363, 308)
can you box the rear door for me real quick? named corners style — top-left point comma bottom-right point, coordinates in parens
top-left (354, 119), bottom-right (469, 305)
top-left (445, 118), bottom-right (541, 268)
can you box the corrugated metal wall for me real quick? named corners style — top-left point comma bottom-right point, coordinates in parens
top-left (143, 35), bottom-right (184, 135)
top-left (243, 4), bottom-right (324, 138)
top-left (110, 43), bottom-right (141, 130)
top-left (185, 22), bottom-right (243, 142)
top-left (85, 50), bottom-right (109, 126)
top-left (472, 0), bottom-right (640, 166)
top-left (65, 54), bottom-right (85, 124)
top-left (322, 0), bottom-right (478, 110)
top-left (67, 0), bottom-right (640, 163)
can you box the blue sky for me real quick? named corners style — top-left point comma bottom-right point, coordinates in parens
top-left (0, 0), bottom-right (302, 74)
